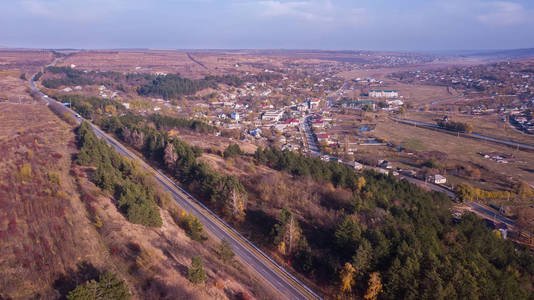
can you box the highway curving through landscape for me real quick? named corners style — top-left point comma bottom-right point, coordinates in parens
top-left (30, 70), bottom-right (321, 300)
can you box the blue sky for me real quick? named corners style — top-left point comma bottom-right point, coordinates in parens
top-left (1, 0), bottom-right (533, 51)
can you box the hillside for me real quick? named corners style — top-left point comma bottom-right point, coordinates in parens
top-left (0, 103), bottom-right (275, 299)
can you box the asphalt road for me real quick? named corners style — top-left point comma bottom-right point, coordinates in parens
top-left (30, 71), bottom-right (320, 300)
top-left (467, 202), bottom-right (515, 228)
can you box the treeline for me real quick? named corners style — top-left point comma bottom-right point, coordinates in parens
top-left (52, 93), bottom-right (123, 120)
top-left (137, 74), bottom-right (214, 99)
top-left (437, 119), bottom-right (473, 133)
top-left (456, 182), bottom-right (534, 202)
top-left (138, 74), bottom-right (245, 99)
top-left (76, 122), bottom-right (163, 227)
top-left (253, 146), bottom-right (534, 299)
top-left (254, 146), bottom-right (361, 191)
top-left (42, 66), bottom-right (153, 90)
top-left (98, 115), bottom-right (247, 220)
top-left (251, 72), bottom-right (283, 82)
top-left (42, 66), bottom-right (246, 98)
top-left (148, 114), bottom-right (215, 133)
top-left (43, 67), bottom-right (95, 88)
top-left (205, 75), bottom-right (243, 87)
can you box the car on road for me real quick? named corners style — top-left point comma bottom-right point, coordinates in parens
top-left (75, 114), bottom-right (81, 118)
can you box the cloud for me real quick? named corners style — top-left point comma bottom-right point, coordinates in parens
top-left (476, 1), bottom-right (530, 26)
top-left (19, 0), bottom-right (133, 22)
top-left (236, 0), bottom-right (369, 27)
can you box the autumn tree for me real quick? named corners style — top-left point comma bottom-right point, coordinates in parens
top-left (339, 262), bottom-right (356, 294)
top-left (364, 272), bottom-right (383, 300)
top-left (274, 208), bottom-right (302, 255)
top-left (163, 142), bottom-right (177, 170)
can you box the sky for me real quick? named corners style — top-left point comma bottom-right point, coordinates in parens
top-left (1, 0), bottom-right (533, 51)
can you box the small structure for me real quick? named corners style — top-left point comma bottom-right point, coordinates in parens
top-left (428, 174), bottom-right (447, 184)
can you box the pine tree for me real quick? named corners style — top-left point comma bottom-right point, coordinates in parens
top-left (188, 256), bottom-right (207, 284)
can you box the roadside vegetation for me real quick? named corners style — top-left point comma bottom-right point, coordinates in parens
top-left (76, 121), bottom-right (163, 227)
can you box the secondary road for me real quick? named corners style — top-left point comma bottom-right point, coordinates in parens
top-left (30, 70), bottom-right (320, 300)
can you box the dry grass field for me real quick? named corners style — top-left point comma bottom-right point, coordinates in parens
top-left (0, 50), bottom-right (53, 74)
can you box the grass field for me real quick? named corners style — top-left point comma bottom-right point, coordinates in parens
top-left (403, 111), bottom-right (534, 146)
top-left (373, 116), bottom-right (534, 191)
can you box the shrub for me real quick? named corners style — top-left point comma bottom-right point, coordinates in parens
top-left (216, 239), bottom-right (235, 263)
top-left (67, 271), bottom-right (131, 300)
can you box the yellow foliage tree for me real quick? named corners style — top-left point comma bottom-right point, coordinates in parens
top-left (357, 177), bottom-right (367, 192)
top-left (364, 272), bottom-right (383, 300)
top-left (339, 262), bottom-right (356, 293)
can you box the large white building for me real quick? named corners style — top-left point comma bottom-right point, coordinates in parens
top-left (369, 90), bottom-right (399, 98)
top-left (261, 110), bottom-right (284, 122)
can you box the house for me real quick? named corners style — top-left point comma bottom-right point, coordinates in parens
top-left (308, 99), bottom-right (321, 110)
top-left (369, 90), bottom-right (399, 98)
top-left (284, 118), bottom-right (300, 126)
top-left (316, 133), bottom-right (330, 144)
top-left (386, 99), bottom-right (404, 107)
top-left (428, 174), bottom-right (447, 184)
top-left (379, 160), bottom-right (393, 169)
top-left (249, 128), bottom-right (262, 137)
top-left (231, 112), bottom-right (240, 121)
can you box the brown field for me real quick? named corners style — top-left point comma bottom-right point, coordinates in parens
top-left (58, 50), bottom-right (332, 78)
top-left (0, 70), bottom-right (33, 102)
top-left (0, 103), bottom-right (275, 299)
top-left (0, 50), bottom-right (53, 74)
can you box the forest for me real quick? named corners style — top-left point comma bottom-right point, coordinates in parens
top-left (137, 74), bottom-right (244, 99)
top-left (252, 146), bottom-right (534, 299)
top-left (41, 66), bottom-right (246, 99)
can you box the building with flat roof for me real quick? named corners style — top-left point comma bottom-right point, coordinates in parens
top-left (369, 90), bottom-right (399, 98)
